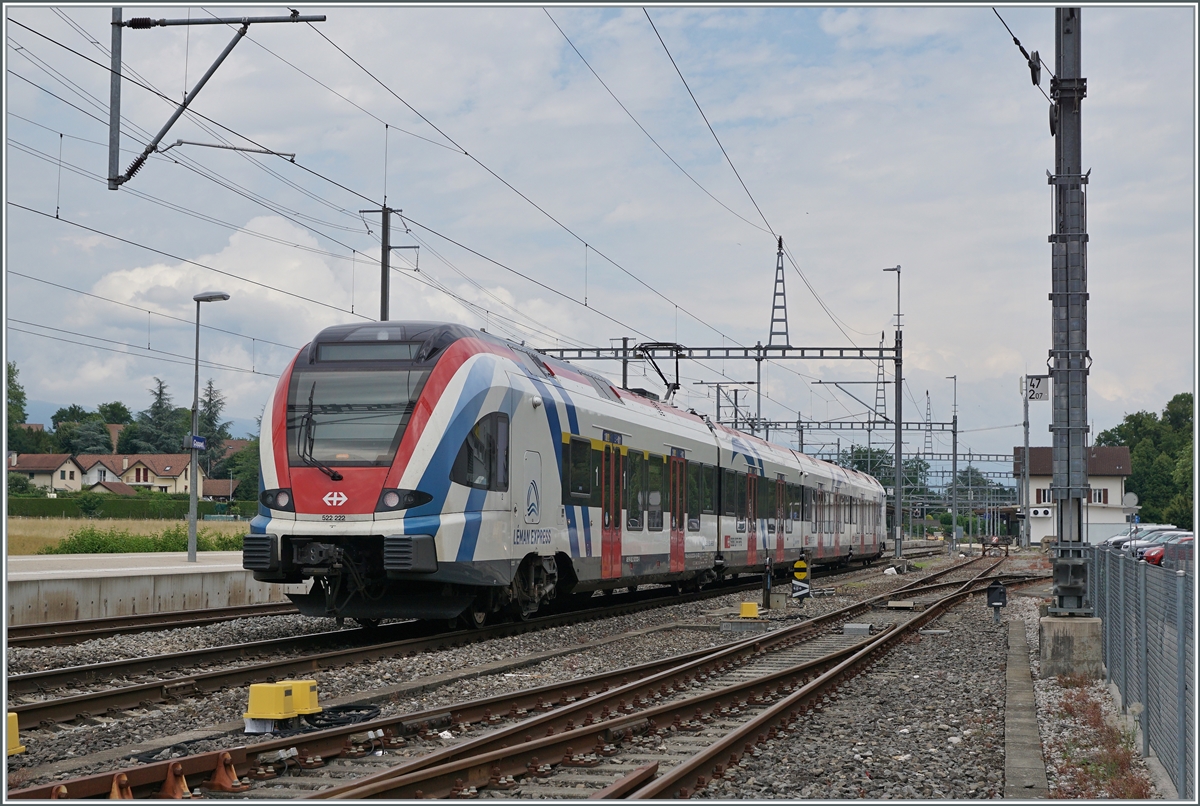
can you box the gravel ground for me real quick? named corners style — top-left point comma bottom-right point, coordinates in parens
top-left (1009, 583), bottom-right (1164, 799)
top-left (6, 570), bottom-right (895, 787)
top-left (14, 550), bottom-right (1164, 801)
top-left (696, 590), bottom-right (1009, 800)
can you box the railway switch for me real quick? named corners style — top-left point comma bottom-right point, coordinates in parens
top-left (7, 712), bottom-right (25, 755)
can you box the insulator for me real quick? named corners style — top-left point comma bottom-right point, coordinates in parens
top-left (128, 18), bottom-right (155, 29)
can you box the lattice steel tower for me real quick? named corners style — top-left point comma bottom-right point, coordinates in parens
top-left (1048, 7), bottom-right (1091, 615)
top-left (767, 237), bottom-right (790, 347)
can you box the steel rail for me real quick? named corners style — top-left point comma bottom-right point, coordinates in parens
top-left (623, 561), bottom-right (1007, 798)
top-left (8, 558), bottom-right (999, 799)
top-left (6, 602), bottom-right (299, 647)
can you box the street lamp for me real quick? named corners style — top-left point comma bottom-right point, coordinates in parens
top-left (883, 265), bottom-right (902, 558)
top-left (189, 290), bottom-right (230, 562)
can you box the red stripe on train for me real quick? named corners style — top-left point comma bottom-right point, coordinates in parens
top-left (271, 353), bottom-right (299, 486)
top-left (383, 337), bottom-right (511, 489)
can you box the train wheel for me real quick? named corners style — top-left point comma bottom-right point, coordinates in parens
top-left (353, 618), bottom-right (381, 630)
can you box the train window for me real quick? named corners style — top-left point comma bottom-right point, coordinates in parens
top-left (722, 468), bottom-right (737, 517)
top-left (735, 471), bottom-right (747, 533)
top-left (449, 412), bottom-right (509, 491)
top-left (286, 368), bottom-right (430, 467)
top-left (701, 465), bottom-right (716, 514)
top-left (567, 437), bottom-right (591, 498)
top-left (626, 451), bottom-right (645, 530)
top-left (687, 462), bottom-right (702, 531)
top-left (646, 454), bottom-right (665, 531)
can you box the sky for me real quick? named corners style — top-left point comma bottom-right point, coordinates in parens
top-left (3, 3), bottom-right (1196, 487)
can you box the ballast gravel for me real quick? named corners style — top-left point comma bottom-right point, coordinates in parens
top-left (18, 550), bottom-right (1108, 801)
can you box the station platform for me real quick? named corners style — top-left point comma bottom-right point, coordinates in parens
top-left (6, 552), bottom-right (305, 627)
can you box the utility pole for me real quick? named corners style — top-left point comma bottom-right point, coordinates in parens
top-left (1048, 7), bottom-right (1091, 615)
top-left (359, 206), bottom-right (398, 321)
top-left (947, 375), bottom-right (958, 555)
top-left (1023, 376), bottom-right (1032, 549)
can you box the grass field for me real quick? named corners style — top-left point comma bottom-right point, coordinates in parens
top-left (5, 517), bottom-right (247, 555)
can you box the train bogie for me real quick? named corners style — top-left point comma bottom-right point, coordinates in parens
top-left (243, 321), bottom-right (886, 625)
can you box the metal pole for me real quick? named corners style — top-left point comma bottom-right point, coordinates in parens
top-left (1138, 559), bottom-right (1149, 759)
top-left (1118, 554), bottom-right (1127, 709)
top-left (380, 206), bottom-right (391, 321)
top-left (1049, 7), bottom-right (1091, 614)
top-left (755, 341), bottom-right (762, 437)
top-left (107, 8), bottom-right (122, 189)
top-left (1023, 378), bottom-right (1031, 548)
top-left (894, 327), bottom-right (902, 558)
top-left (188, 299), bottom-right (200, 563)
top-left (622, 337), bottom-right (629, 390)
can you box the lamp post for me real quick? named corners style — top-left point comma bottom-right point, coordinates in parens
top-left (189, 290), bottom-right (230, 562)
top-left (946, 374), bottom-right (957, 555)
top-left (883, 265), bottom-right (902, 558)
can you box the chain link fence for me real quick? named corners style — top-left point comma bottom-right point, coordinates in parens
top-left (1093, 545), bottom-right (1194, 799)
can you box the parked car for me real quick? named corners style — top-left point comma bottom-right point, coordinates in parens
top-left (1138, 533), bottom-right (1193, 562)
top-left (1162, 538), bottom-right (1195, 572)
top-left (1123, 527), bottom-right (1190, 554)
top-left (1105, 524), bottom-right (1178, 551)
top-left (1132, 527), bottom-right (1190, 561)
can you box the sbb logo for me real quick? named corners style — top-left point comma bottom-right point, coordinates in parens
top-left (323, 491), bottom-right (348, 507)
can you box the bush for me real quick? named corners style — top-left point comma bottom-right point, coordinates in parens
top-left (39, 524), bottom-right (243, 554)
top-left (8, 497), bottom-right (236, 519)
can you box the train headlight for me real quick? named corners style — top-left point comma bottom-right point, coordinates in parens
top-left (261, 488), bottom-right (295, 512)
top-left (376, 488), bottom-right (433, 512)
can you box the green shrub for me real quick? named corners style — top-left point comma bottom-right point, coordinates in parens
top-left (40, 524), bottom-right (243, 554)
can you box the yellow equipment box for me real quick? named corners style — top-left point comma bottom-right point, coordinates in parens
top-left (244, 682), bottom-right (297, 720)
top-left (7, 712), bottom-right (26, 756)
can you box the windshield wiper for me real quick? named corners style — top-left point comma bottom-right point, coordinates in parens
top-left (298, 381), bottom-right (343, 481)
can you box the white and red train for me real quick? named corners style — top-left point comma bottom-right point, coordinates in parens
top-left (243, 321), bottom-right (887, 626)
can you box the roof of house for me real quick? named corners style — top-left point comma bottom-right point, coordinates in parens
top-left (222, 438), bottom-right (251, 460)
top-left (16, 423), bottom-right (44, 432)
top-left (204, 478), bottom-right (241, 498)
top-left (75, 454), bottom-right (124, 474)
top-left (73, 454), bottom-right (203, 479)
top-left (9, 454), bottom-right (81, 472)
top-left (1013, 446), bottom-right (1133, 478)
top-left (88, 480), bottom-right (138, 496)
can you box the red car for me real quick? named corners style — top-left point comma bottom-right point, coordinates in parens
top-left (1143, 535), bottom-right (1193, 565)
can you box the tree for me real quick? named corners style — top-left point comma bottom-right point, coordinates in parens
top-left (838, 446), bottom-right (893, 479)
top-left (226, 438), bottom-right (261, 502)
top-left (70, 419), bottom-right (116, 455)
top-left (198, 379), bottom-right (232, 476)
top-left (8, 471), bottom-right (41, 496)
top-left (97, 401), bottom-right (134, 424)
top-left (116, 422), bottom-right (143, 454)
top-left (75, 491), bottom-right (105, 518)
top-left (51, 404), bottom-right (97, 430)
top-left (130, 378), bottom-right (187, 453)
top-left (7, 361), bottom-right (32, 453)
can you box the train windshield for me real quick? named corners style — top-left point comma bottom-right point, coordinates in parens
top-left (286, 369), bottom-right (430, 467)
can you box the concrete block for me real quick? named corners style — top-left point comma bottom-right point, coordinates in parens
top-left (843, 623), bottom-right (872, 636)
top-left (101, 576), bottom-right (153, 617)
top-left (768, 591), bottom-right (789, 610)
top-left (1039, 616), bottom-right (1103, 679)
top-left (720, 619), bottom-right (769, 633)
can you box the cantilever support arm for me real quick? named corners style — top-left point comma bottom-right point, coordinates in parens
top-left (116, 23), bottom-right (249, 186)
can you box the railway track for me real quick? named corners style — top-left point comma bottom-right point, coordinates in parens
top-left (11, 557), bottom-right (1047, 799)
top-left (7, 548), bottom-right (947, 729)
top-left (4, 602), bottom-right (300, 648)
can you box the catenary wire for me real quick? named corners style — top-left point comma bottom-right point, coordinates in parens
top-left (8, 323), bottom-right (277, 377)
top-left (544, 9), bottom-right (770, 236)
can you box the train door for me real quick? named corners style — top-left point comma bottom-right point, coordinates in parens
top-left (746, 473), bottom-right (758, 566)
top-left (601, 445), bottom-right (622, 579)
top-left (669, 453), bottom-right (685, 572)
top-left (775, 478), bottom-right (786, 562)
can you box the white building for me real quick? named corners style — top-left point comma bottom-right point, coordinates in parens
top-left (1013, 446), bottom-right (1133, 544)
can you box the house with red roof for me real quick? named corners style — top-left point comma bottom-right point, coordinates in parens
top-left (74, 454), bottom-right (205, 496)
top-left (7, 454), bottom-right (85, 492)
